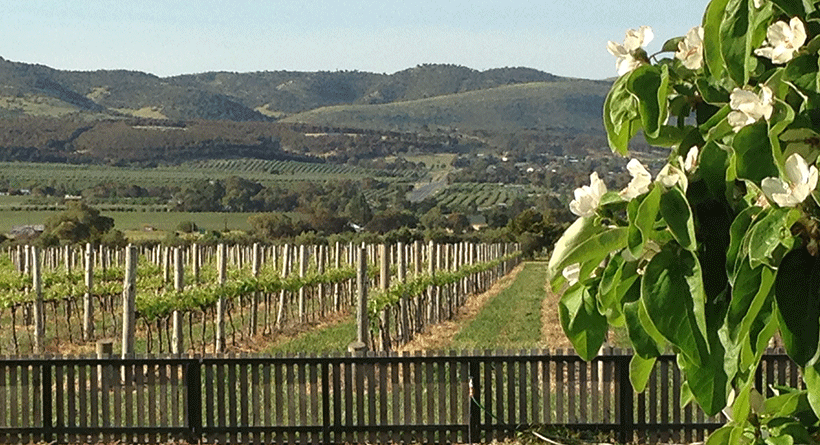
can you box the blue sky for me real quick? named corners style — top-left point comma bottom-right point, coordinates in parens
top-left (2, 0), bottom-right (710, 79)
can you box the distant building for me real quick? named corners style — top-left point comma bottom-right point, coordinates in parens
top-left (9, 225), bottom-right (45, 239)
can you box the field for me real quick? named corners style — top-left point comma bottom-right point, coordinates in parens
top-left (0, 208), bottom-right (256, 233)
top-left (432, 182), bottom-right (546, 210)
top-left (0, 158), bottom-right (418, 192)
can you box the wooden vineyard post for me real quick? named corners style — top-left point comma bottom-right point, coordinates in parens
top-left (121, 245), bottom-right (137, 357)
top-left (172, 247), bottom-right (184, 355)
top-left (250, 243), bottom-right (260, 336)
top-left (333, 241), bottom-right (341, 311)
top-left (350, 244), bottom-right (369, 352)
top-left (276, 244), bottom-right (291, 327)
top-left (64, 245), bottom-right (72, 274)
top-left (83, 243), bottom-right (94, 342)
top-left (216, 244), bottom-right (227, 353)
top-left (436, 243), bottom-right (443, 322)
top-left (413, 240), bottom-right (423, 333)
top-left (378, 243), bottom-right (391, 351)
top-left (32, 246), bottom-right (45, 354)
top-left (427, 241), bottom-right (436, 325)
top-left (191, 243), bottom-right (200, 284)
top-left (163, 246), bottom-right (171, 285)
top-left (317, 244), bottom-right (326, 316)
top-left (397, 242), bottom-right (408, 344)
top-left (298, 244), bottom-right (307, 323)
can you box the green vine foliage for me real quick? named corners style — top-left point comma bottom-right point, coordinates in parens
top-left (550, 1), bottom-right (820, 442)
top-left (368, 252), bottom-right (521, 316)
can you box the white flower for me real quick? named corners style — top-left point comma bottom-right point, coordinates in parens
top-left (562, 263), bottom-right (581, 285)
top-left (675, 26), bottom-right (704, 70)
top-left (607, 26), bottom-right (654, 76)
top-left (656, 163), bottom-right (687, 190)
top-left (570, 172), bottom-right (607, 217)
top-left (754, 0), bottom-right (764, 7)
top-left (620, 159), bottom-right (652, 200)
top-left (754, 17), bottom-right (806, 64)
top-left (684, 146), bottom-right (699, 172)
top-left (761, 153), bottom-right (818, 207)
top-left (728, 86), bottom-right (774, 131)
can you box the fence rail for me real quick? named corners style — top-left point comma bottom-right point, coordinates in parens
top-left (0, 349), bottom-right (803, 444)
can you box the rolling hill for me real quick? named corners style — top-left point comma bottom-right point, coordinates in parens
top-left (0, 57), bottom-right (615, 164)
top-left (281, 79), bottom-right (611, 134)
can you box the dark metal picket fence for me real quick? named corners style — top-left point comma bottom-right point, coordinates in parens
top-left (0, 349), bottom-right (802, 444)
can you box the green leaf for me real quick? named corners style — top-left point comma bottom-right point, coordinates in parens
top-left (784, 54), bottom-right (820, 95)
top-left (558, 282), bottom-right (608, 361)
top-left (644, 125), bottom-right (686, 147)
top-left (628, 186), bottom-right (661, 259)
top-left (703, 0), bottom-right (730, 80)
top-left (804, 363), bottom-right (820, 417)
top-left (697, 141), bottom-right (730, 202)
top-left (680, 380), bottom-right (694, 407)
top-left (659, 187), bottom-right (697, 251)
top-left (733, 123), bottom-right (778, 183)
top-left (627, 64), bottom-right (670, 139)
top-left (747, 207), bottom-right (798, 268)
top-left (642, 246), bottom-right (710, 365)
top-left (726, 262), bottom-right (775, 355)
top-left (597, 254), bottom-right (626, 326)
top-left (726, 206), bottom-right (763, 283)
top-left (719, 0), bottom-right (752, 85)
top-left (695, 77), bottom-right (731, 105)
top-left (548, 217), bottom-right (603, 286)
top-left (547, 221), bottom-right (628, 292)
top-left (623, 299), bottom-right (663, 358)
top-left (604, 74), bottom-right (642, 155)
top-left (704, 425), bottom-right (741, 445)
top-left (774, 247), bottom-right (820, 366)
top-left (771, 0), bottom-right (813, 15)
top-left (677, 335), bottom-right (730, 416)
top-left (629, 355), bottom-right (656, 393)
top-left (662, 36), bottom-right (684, 53)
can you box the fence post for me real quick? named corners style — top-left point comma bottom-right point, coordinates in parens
top-left (322, 361), bottom-right (331, 444)
top-left (618, 355), bottom-right (634, 444)
top-left (186, 359), bottom-right (203, 442)
top-left (469, 357), bottom-right (481, 444)
top-left (41, 361), bottom-right (53, 444)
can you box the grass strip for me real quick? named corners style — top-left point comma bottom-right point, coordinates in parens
top-left (450, 261), bottom-right (547, 350)
top-left (265, 317), bottom-right (356, 354)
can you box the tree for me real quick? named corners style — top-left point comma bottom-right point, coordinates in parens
top-left (344, 192), bottom-right (373, 226)
top-left (248, 213), bottom-right (301, 239)
top-left (365, 209), bottom-right (418, 234)
top-left (222, 176), bottom-right (263, 212)
top-left (44, 201), bottom-right (115, 244)
top-left (173, 179), bottom-right (225, 212)
top-left (549, 4), bottom-right (820, 443)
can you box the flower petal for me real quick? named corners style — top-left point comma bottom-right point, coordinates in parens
top-left (785, 153), bottom-right (810, 185)
top-left (790, 17), bottom-right (807, 48)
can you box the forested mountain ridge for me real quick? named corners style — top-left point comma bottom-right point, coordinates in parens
top-left (0, 57), bottom-right (617, 165)
top-left (0, 57), bottom-right (589, 121)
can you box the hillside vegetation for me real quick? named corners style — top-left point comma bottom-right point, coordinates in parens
top-left (282, 80), bottom-right (610, 134)
top-left (0, 57), bottom-right (601, 125)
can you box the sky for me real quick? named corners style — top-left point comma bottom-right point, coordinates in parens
top-left (2, 0), bottom-right (711, 80)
